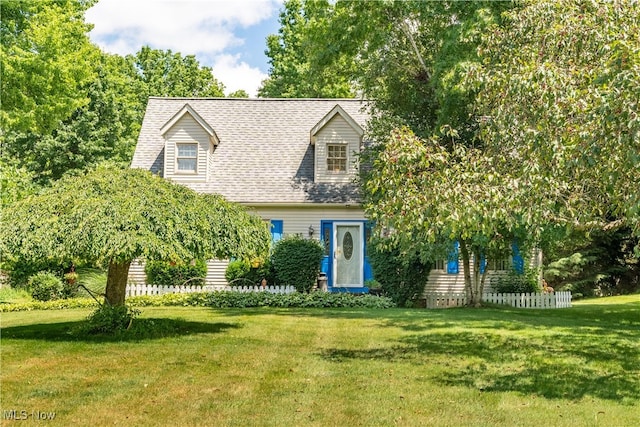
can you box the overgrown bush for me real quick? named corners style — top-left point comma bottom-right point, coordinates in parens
top-left (145, 259), bottom-right (207, 287)
top-left (368, 240), bottom-right (431, 307)
top-left (225, 259), bottom-right (275, 286)
top-left (4, 258), bottom-right (66, 288)
top-left (28, 272), bottom-right (64, 301)
top-left (271, 236), bottom-right (323, 292)
top-left (493, 268), bottom-right (541, 294)
top-left (83, 304), bottom-right (141, 335)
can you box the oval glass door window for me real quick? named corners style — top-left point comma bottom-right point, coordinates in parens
top-left (343, 232), bottom-right (354, 260)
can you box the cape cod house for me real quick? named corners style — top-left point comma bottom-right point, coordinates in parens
top-left (129, 97), bottom-right (374, 292)
top-left (129, 97), bottom-right (539, 294)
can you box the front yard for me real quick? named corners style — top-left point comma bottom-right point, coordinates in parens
top-left (1, 296), bottom-right (638, 426)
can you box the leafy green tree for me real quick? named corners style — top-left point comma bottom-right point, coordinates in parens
top-left (0, 166), bottom-right (271, 306)
top-left (0, 0), bottom-right (99, 134)
top-left (3, 53), bottom-right (146, 183)
top-left (130, 46), bottom-right (226, 99)
top-left (364, 128), bottom-right (530, 306)
top-left (258, 0), bottom-right (354, 98)
top-left (0, 157), bottom-right (36, 207)
top-left (228, 89), bottom-right (249, 98)
top-left (476, 0), bottom-right (640, 236)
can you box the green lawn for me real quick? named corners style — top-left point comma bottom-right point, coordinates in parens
top-left (1, 296), bottom-right (638, 426)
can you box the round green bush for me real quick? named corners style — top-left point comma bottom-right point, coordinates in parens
top-left (493, 269), bottom-right (540, 293)
top-left (271, 236), bottom-right (323, 293)
top-left (145, 259), bottom-right (207, 287)
top-left (368, 240), bottom-right (431, 307)
top-left (225, 259), bottom-right (274, 286)
top-left (28, 271), bottom-right (64, 301)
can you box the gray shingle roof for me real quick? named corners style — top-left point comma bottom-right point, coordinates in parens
top-left (131, 98), bottom-right (370, 204)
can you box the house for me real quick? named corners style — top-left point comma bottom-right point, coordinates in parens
top-left (129, 97), bottom-right (373, 292)
top-left (129, 97), bottom-right (540, 294)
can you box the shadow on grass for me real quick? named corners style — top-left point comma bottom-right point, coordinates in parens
top-left (320, 326), bottom-right (640, 402)
top-left (1, 319), bottom-right (241, 343)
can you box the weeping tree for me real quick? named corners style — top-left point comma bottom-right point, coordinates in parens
top-left (0, 166), bottom-right (271, 306)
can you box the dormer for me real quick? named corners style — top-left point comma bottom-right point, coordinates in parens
top-left (161, 104), bottom-right (218, 182)
top-left (311, 105), bottom-right (364, 184)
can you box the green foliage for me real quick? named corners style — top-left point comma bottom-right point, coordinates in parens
top-left (0, 297), bottom-right (98, 312)
top-left (82, 304), bottom-right (141, 335)
top-left (0, 292), bottom-right (395, 311)
top-left (224, 259), bottom-right (274, 287)
top-left (2, 258), bottom-right (66, 288)
top-left (0, 157), bottom-right (37, 206)
top-left (0, 0), bottom-right (99, 135)
top-left (476, 0), bottom-right (640, 234)
top-left (126, 291), bottom-right (395, 309)
top-left (28, 272), bottom-right (64, 302)
top-left (368, 239), bottom-right (431, 307)
top-left (258, 0), bottom-right (354, 98)
top-left (0, 166), bottom-right (271, 306)
top-left (544, 227), bottom-right (640, 297)
top-left (129, 46), bottom-right (225, 98)
top-left (145, 260), bottom-right (207, 287)
top-left (493, 269), bottom-right (541, 294)
top-left (271, 236), bottom-right (324, 292)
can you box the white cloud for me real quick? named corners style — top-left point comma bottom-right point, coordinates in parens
top-left (212, 54), bottom-right (267, 97)
top-left (86, 0), bottom-right (280, 96)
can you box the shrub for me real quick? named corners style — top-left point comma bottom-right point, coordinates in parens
top-left (82, 304), bottom-right (141, 335)
top-left (145, 259), bottom-right (207, 287)
top-left (4, 258), bottom-right (66, 288)
top-left (271, 236), bottom-right (324, 292)
top-left (368, 240), bottom-right (431, 307)
top-left (493, 268), bottom-right (541, 293)
top-left (28, 272), bottom-right (64, 301)
top-left (225, 259), bottom-right (275, 286)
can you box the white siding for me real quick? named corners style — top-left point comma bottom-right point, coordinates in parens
top-left (249, 205), bottom-right (366, 239)
top-left (128, 260), bottom-right (146, 285)
top-left (422, 249), bottom-right (543, 296)
top-left (163, 113), bottom-right (210, 183)
top-left (315, 115), bottom-right (361, 184)
top-left (127, 258), bottom-right (229, 287)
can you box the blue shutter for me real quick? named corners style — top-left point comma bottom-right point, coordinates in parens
top-left (479, 253), bottom-right (487, 274)
top-left (363, 222), bottom-right (374, 282)
top-left (512, 241), bottom-right (524, 274)
top-left (320, 221), bottom-right (332, 281)
top-left (447, 241), bottom-right (459, 274)
top-left (270, 220), bottom-right (283, 244)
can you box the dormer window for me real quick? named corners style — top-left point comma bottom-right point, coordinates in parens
top-left (176, 143), bottom-right (198, 173)
top-left (327, 144), bottom-right (347, 172)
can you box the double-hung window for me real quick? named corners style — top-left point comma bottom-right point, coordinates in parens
top-left (176, 143), bottom-right (198, 173)
top-left (327, 144), bottom-right (347, 172)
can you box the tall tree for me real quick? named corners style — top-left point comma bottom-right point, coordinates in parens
top-left (0, 0), bottom-right (99, 135)
top-left (130, 46), bottom-right (226, 99)
top-left (0, 166), bottom-right (271, 306)
top-left (476, 0), bottom-right (640, 235)
top-left (258, 0), bottom-right (354, 98)
top-left (3, 52), bottom-right (146, 183)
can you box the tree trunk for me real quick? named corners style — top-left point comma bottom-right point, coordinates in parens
top-left (460, 240), bottom-right (482, 307)
top-left (105, 260), bottom-right (131, 306)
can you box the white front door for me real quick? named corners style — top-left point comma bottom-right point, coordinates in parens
top-left (333, 223), bottom-right (363, 287)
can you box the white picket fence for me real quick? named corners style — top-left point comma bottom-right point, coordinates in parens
top-left (425, 291), bottom-right (572, 309)
top-left (125, 284), bottom-right (296, 297)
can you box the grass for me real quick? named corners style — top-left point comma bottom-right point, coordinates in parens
top-left (1, 296), bottom-right (639, 426)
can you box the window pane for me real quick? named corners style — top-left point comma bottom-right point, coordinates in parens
top-left (327, 144), bottom-right (347, 172)
top-left (177, 158), bottom-right (197, 171)
top-left (178, 144), bottom-right (197, 157)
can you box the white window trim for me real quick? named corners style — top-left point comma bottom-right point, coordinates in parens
top-left (327, 143), bottom-right (348, 173)
top-left (176, 142), bottom-right (198, 174)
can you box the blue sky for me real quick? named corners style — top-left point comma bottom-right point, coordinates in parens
top-left (86, 0), bottom-right (283, 97)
